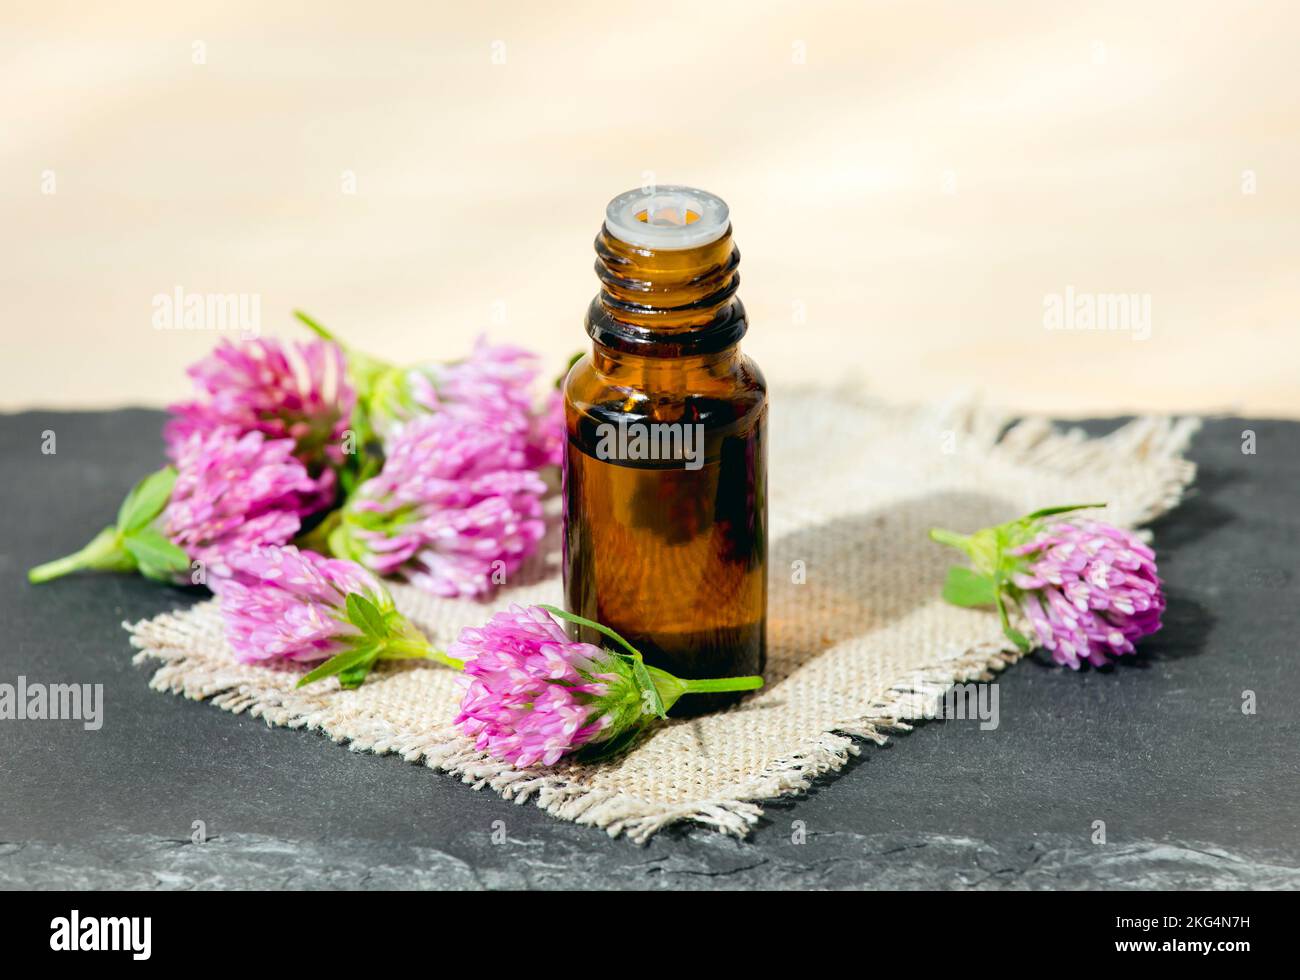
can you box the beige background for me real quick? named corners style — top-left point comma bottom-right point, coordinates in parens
top-left (3, 0), bottom-right (1296, 416)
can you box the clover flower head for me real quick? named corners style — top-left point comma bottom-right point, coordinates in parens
top-left (165, 338), bottom-right (355, 511)
top-left (451, 605), bottom-right (765, 767)
top-left (165, 427), bottom-right (318, 571)
top-left (369, 338), bottom-right (563, 467)
top-left (931, 505), bottom-right (1165, 670)
top-left (451, 605), bottom-right (617, 766)
top-left (213, 545), bottom-right (390, 663)
top-left (1010, 520), bottom-right (1164, 669)
top-left (336, 413), bottom-right (547, 598)
top-left (407, 338), bottom-right (538, 425)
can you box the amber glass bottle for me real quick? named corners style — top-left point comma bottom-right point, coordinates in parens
top-left (562, 186), bottom-right (767, 714)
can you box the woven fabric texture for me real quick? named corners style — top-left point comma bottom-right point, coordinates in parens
top-left (127, 391), bottom-right (1198, 842)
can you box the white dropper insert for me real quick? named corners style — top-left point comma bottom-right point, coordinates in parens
top-left (604, 185), bottom-right (730, 250)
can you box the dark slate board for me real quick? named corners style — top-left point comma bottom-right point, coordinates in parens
top-left (1, 409), bottom-right (1297, 889)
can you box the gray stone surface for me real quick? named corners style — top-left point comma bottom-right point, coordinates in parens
top-left (1, 409), bottom-right (1297, 890)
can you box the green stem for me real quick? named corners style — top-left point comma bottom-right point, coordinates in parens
top-left (1025, 502), bottom-right (1107, 520)
top-left (27, 526), bottom-right (133, 584)
top-left (645, 664), bottom-right (764, 715)
top-left (540, 605), bottom-right (763, 710)
top-left (294, 310), bottom-right (391, 391)
top-left (679, 675), bottom-right (765, 694)
top-left (928, 527), bottom-right (970, 553)
top-left (383, 638), bottom-right (464, 670)
top-left (538, 604), bottom-right (643, 660)
top-left (293, 309), bottom-right (339, 343)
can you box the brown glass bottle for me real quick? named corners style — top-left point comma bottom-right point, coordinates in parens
top-left (562, 186), bottom-right (767, 714)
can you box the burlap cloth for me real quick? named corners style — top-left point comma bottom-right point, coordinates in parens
top-left (126, 390), bottom-right (1199, 842)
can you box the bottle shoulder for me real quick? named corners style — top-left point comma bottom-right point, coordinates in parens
top-left (563, 352), bottom-right (767, 401)
top-left (737, 353), bottom-right (767, 394)
top-left (563, 351), bottom-right (766, 430)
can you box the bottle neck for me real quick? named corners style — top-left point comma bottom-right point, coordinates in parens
top-left (587, 225), bottom-right (746, 357)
